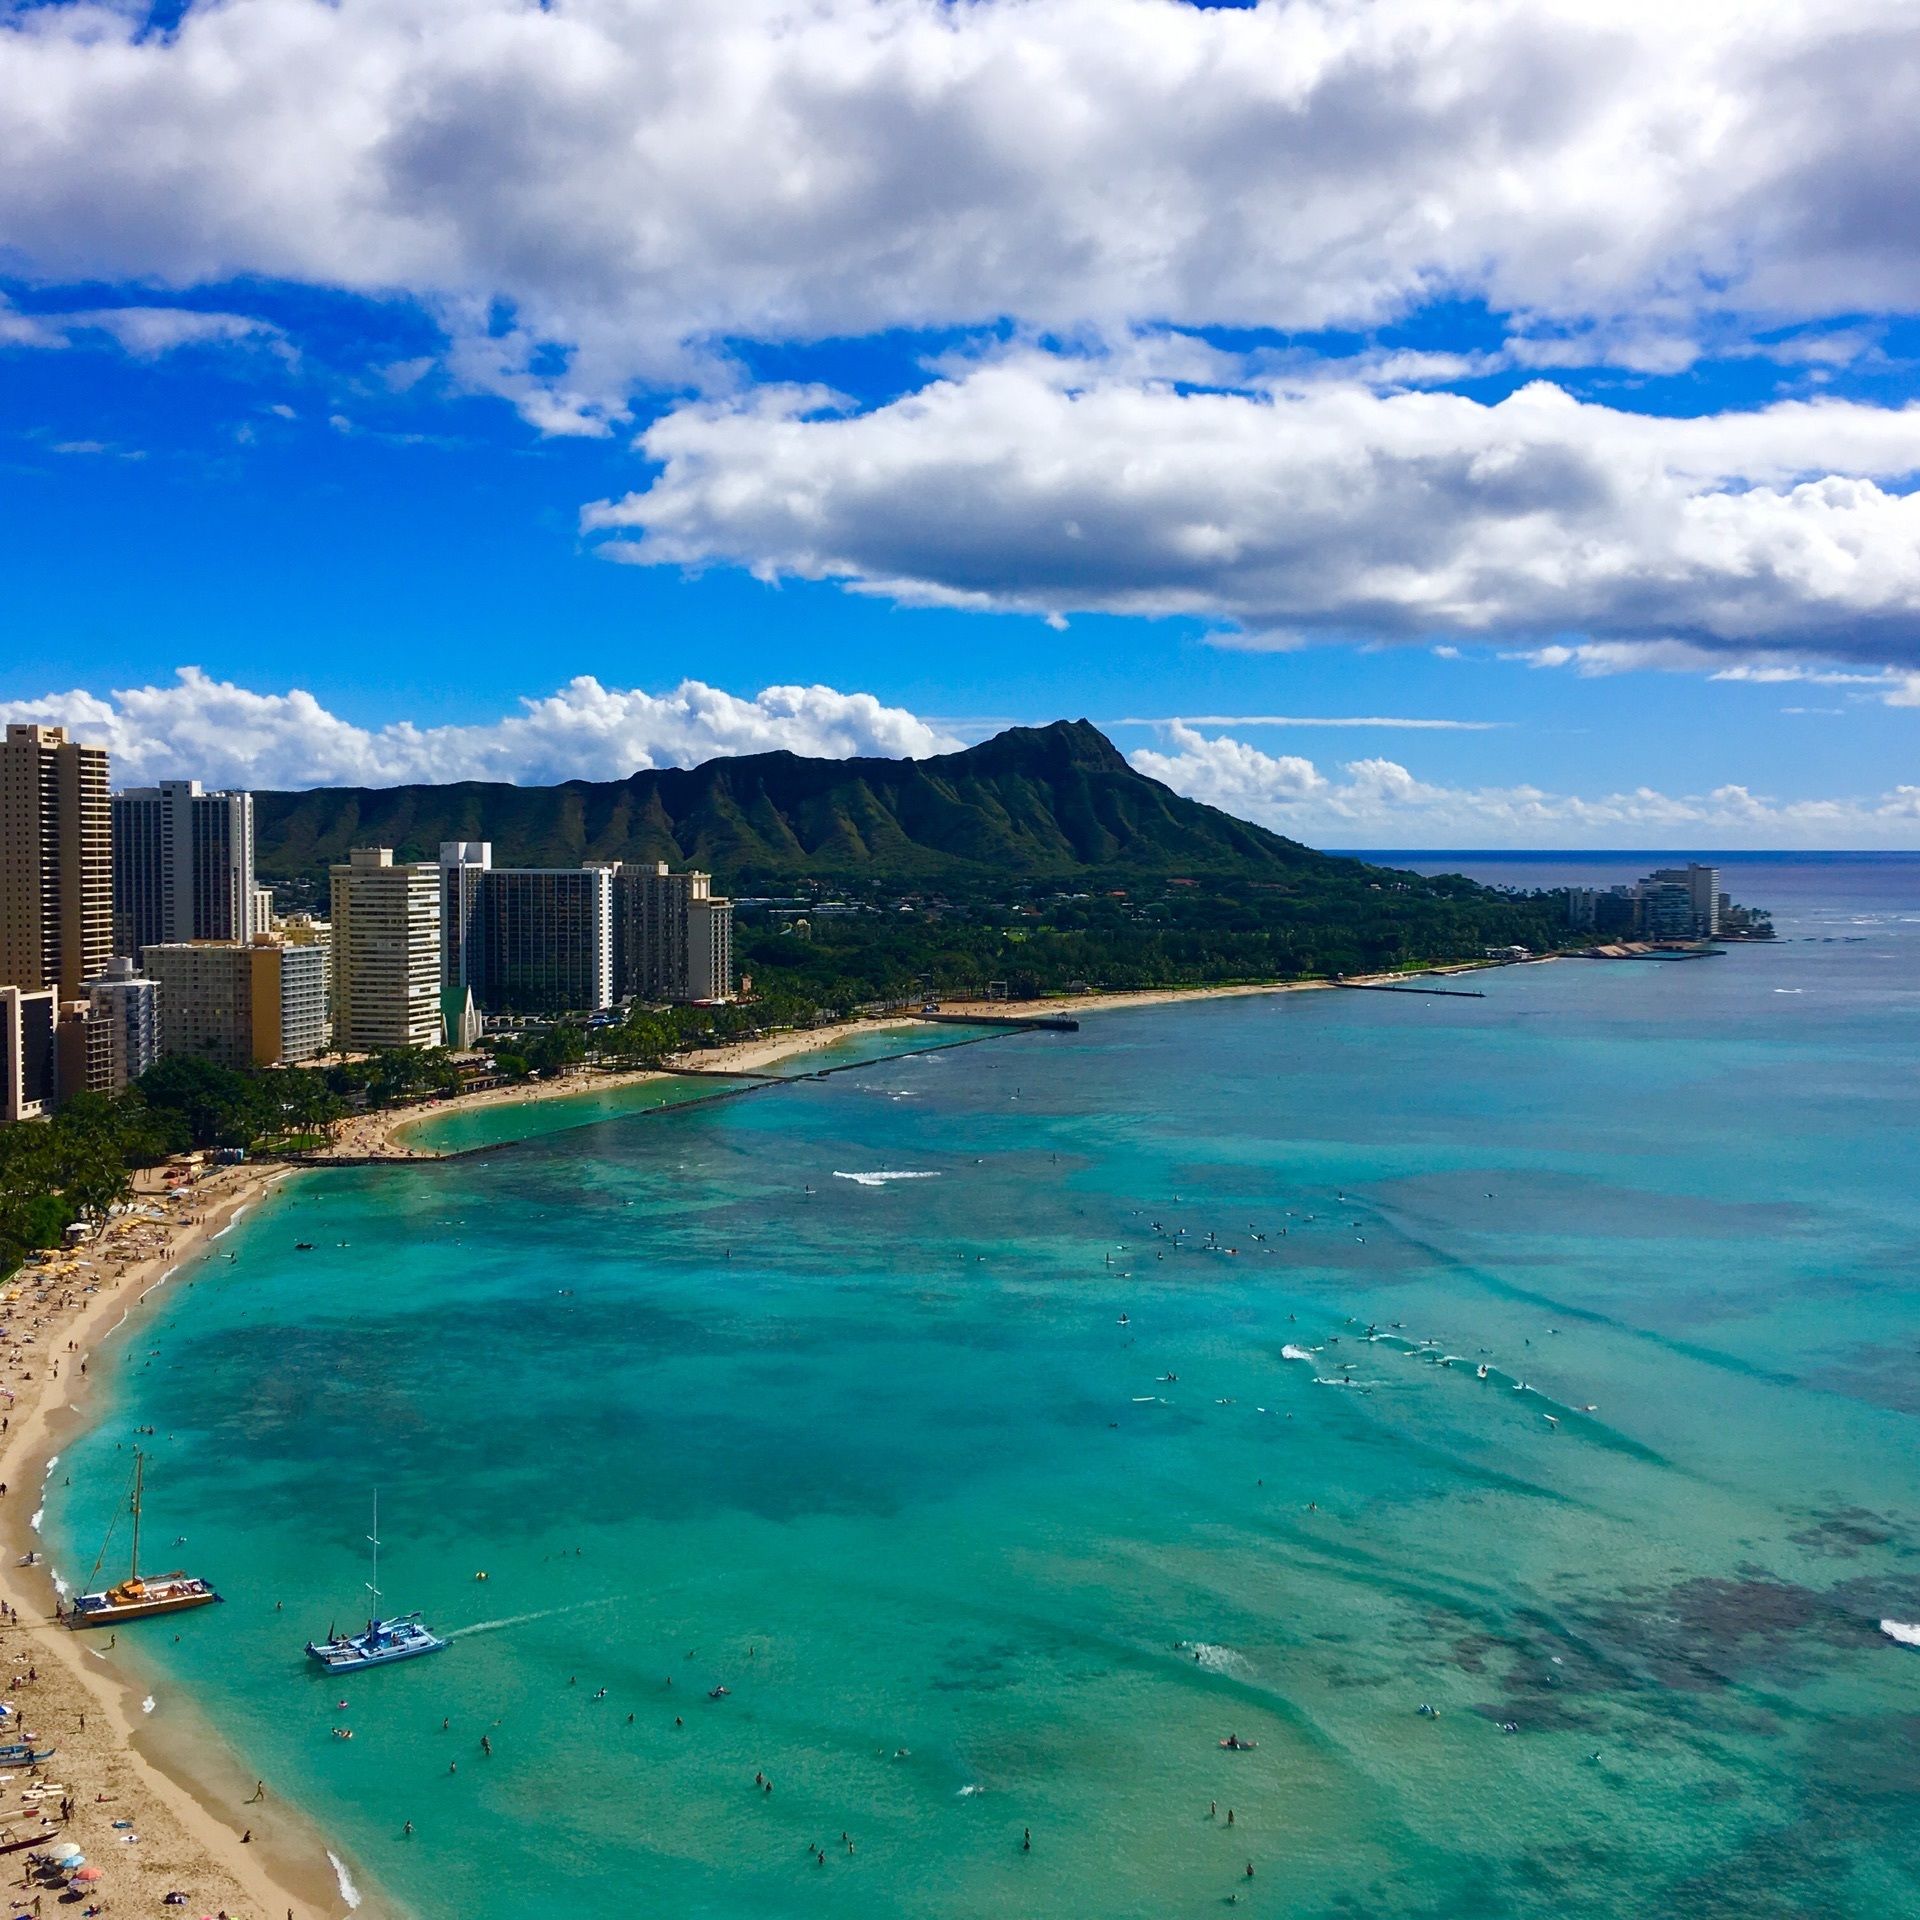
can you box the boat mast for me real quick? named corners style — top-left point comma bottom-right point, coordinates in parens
top-left (129, 1449), bottom-right (142, 1581)
top-left (366, 1490), bottom-right (381, 1623)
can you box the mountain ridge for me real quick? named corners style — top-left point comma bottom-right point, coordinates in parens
top-left (250, 719), bottom-right (1337, 886)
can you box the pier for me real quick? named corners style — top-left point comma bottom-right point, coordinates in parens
top-left (911, 1011), bottom-right (1081, 1031)
top-left (1332, 981), bottom-right (1485, 999)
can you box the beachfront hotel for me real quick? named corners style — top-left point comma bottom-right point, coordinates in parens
top-left (111, 778), bottom-right (258, 959)
top-left (440, 844), bottom-right (732, 1013)
top-left (329, 847), bottom-right (443, 1051)
top-left (144, 936), bottom-right (330, 1069)
top-left (439, 842), bottom-right (616, 1017)
top-left (614, 861), bottom-right (736, 1004)
top-left (0, 722), bottom-right (113, 1002)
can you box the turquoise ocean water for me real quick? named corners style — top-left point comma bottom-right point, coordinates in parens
top-left (49, 863), bottom-right (1920, 1918)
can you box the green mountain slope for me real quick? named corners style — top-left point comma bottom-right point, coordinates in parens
top-left (252, 720), bottom-right (1332, 885)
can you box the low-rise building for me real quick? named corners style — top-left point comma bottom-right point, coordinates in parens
top-left (57, 998), bottom-right (117, 1100)
top-left (144, 936), bottom-right (332, 1068)
top-left (83, 957), bottom-right (161, 1088)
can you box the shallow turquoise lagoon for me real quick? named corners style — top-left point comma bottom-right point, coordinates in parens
top-left (50, 940), bottom-right (1920, 1918)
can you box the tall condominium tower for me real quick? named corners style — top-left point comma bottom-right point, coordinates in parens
top-left (438, 843), bottom-right (614, 1015)
top-left (0, 723), bottom-right (112, 999)
top-left (112, 778), bottom-right (257, 956)
top-left (1647, 864), bottom-right (1721, 937)
top-left (613, 862), bottom-right (735, 1004)
top-left (329, 848), bottom-right (443, 1051)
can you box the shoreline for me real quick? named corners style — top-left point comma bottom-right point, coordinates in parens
top-left (375, 964), bottom-right (1512, 1157)
top-left (0, 1163), bottom-right (374, 1919)
top-left (0, 956), bottom-right (1533, 1917)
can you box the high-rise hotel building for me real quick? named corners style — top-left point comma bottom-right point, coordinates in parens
top-left (440, 843), bottom-right (614, 1016)
top-left (439, 847), bottom-right (733, 1012)
top-left (0, 723), bottom-right (113, 1000)
top-left (112, 779), bottom-right (257, 957)
top-left (329, 848), bottom-right (443, 1051)
top-left (614, 862), bottom-right (734, 1004)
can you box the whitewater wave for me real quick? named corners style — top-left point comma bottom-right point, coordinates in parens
top-left (833, 1171), bottom-right (940, 1187)
top-left (1880, 1619), bottom-right (1920, 1648)
top-left (328, 1850), bottom-right (363, 1909)
top-left (209, 1200), bottom-right (254, 1241)
top-left (956, 1784), bottom-right (986, 1797)
top-left (1280, 1344), bottom-right (1319, 1362)
top-left (29, 1508), bottom-right (42, 1533)
top-left (1174, 1640), bottom-right (1247, 1674)
top-left (141, 1695), bottom-right (155, 1715)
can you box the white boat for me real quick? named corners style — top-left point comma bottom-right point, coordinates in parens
top-left (305, 1494), bottom-right (447, 1673)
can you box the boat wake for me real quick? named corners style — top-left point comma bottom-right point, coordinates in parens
top-left (446, 1599), bottom-right (611, 1640)
top-left (833, 1171), bottom-right (940, 1187)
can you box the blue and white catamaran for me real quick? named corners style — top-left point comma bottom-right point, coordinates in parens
top-left (305, 1493), bottom-right (447, 1673)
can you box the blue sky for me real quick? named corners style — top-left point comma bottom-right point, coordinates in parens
top-left (4, 0), bottom-right (1919, 847)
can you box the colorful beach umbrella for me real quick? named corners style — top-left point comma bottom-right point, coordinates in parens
top-left (70, 1867), bottom-right (102, 1883)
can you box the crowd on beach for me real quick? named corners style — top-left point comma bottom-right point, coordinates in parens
top-left (0, 1165), bottom-right (310, 1919)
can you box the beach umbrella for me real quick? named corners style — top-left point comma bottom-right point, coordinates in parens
top-left (70, 1867), bottom-right (101, 1883)
top-left (45, 1843), bottom-right (81, 1861)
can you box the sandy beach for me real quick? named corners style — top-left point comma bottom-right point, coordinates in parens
top-left (0, 1160), bottom-right (362, 1919)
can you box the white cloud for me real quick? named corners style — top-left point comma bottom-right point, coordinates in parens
top-left (586, 364), bottom-right (1920, 668)
top-left (0, 294), bottom-right (278, 356)
top-left (1131, 723), bottom-right (1920, 849)
top-left (5, 1), bottom-right (1920, 424)
top-left (0, 669), bottom-right (958, 789)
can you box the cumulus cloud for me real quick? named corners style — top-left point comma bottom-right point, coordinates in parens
top-left (0, 670), bottom-right (958, 789)
top-left (586, 364), bottom-right (1920, 667)
top-left (5, 1), bottom-right (1920, 422)
top-left (1131, 723), bottom-right (1920, 850)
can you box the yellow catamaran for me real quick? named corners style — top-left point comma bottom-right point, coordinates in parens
top-left (65, 1450), bottom-right (221, 1629)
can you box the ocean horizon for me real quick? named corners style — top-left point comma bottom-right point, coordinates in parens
top-left (46, 852), bottom-right (1920, 1918)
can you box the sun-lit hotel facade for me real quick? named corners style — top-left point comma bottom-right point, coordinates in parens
top-left (329, 847), bottom-right (443, 1051)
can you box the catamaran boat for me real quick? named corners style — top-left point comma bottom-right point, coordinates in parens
top-left (66, 1451), bottom-right (221, 1628)
top-left (305, 1493), bottom-right (448, 1673)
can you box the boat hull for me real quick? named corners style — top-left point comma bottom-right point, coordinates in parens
top-left (68, 1578), bottom-right (221, 1627)
top-left (305, 1614), bottom-right (448, 1672)
top-left (306, 1637), bottom-right (447, 1673)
